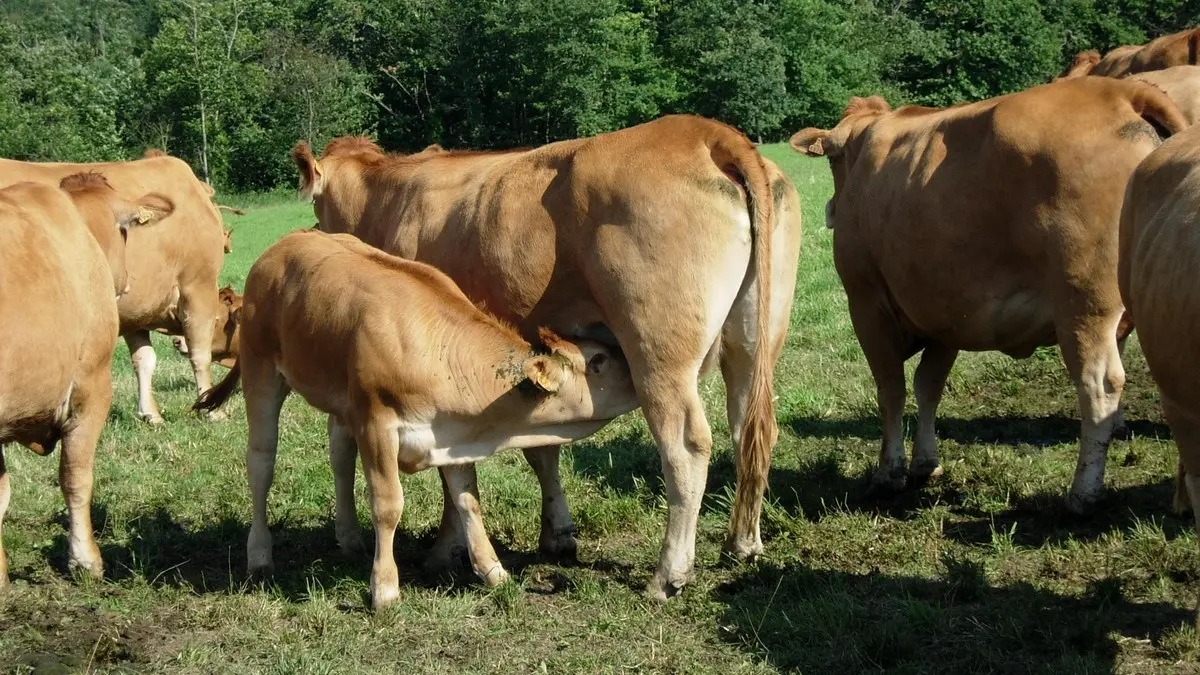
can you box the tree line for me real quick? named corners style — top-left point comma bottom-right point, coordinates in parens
top-left (1, 0), bottom-right (1197, 192)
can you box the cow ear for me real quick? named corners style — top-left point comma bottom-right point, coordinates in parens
top-left (790, 128), bottom-right (829, 157)
top-left (292, 141), bottom-right (325, 199)
top-left (522, 355), bottom-right (565, 393)
top-left (115, 193), bottom-right (174, 228)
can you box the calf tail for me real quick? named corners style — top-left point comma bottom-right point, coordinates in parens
top-left (193, 361), bottom-right (241, 412)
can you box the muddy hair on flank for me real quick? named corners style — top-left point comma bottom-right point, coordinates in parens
top-left (59, 171), bottom-right (112, 192)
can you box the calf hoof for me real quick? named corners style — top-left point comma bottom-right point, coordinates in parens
top-left (644, 569), bottom-right (693, 602)
top-left (337, 531), bottom-right (367, 556)
top-left (722, 533), bottom-right (764, 563)
top-left (138, 412), bottom-right (165, 425)
top-left (538, 528), bottom-right (578, 561)
top-left (907, 462), bottom-right (944, 488)
top-left (481, 564), bottom-right (510, 587)
top-left (246, 561), bottom-right (275, 583)
top-left (67, 554), bottom-right (104, 582)
top-left (0, 575), bottom-right (9, 593)
top-left (866, 467), bottom-right (908, 497)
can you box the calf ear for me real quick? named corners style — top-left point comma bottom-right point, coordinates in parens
top-left (522, 355), bottom-right (565, 393)
top-left (116, 193), bottom-right (175, 228)
top-left (790, 128), bottom-right (830, 156)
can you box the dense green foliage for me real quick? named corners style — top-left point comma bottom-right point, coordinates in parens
top-left (1, 0), bottom-right (1198, 190)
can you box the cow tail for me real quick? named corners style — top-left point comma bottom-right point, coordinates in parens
top-left (717, 129), bottom-right (777, 554)
top-left (1130, 82), bottom-right (1190, 139)
top-left (193, 360), bottom-right (241, 412)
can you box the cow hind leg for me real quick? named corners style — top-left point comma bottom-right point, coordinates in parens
top-left (847, 301), bottom-right (911, 493)
top-left (0, 447), bottom-right (10, 590)
top-left (243, 359), bottom-right (289, 578)
top-left (522, 446), bottom-right (577, 559)
top-left (426, 469), bottom-right (468, 573)
top-left (1159, 396), bottom-right (1200, 628)
top-left (356, 418), bottom-right (405, 610)
top-left (1058, 315), bottom-right (1125, 515)
top-left (126, 330), bottom-right (163, 424)
top-left (60, 386), bottom-right (109, 581)
top-left (911, 343), bottom-right (958, 482)
top-left (328, 415), bottom-right (365, 555)
top-left (442, 463), bottom-right (508, 586)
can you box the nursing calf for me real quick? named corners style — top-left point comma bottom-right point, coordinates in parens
top-left (1118, 123), bottom-right (1200, 627)
top-left (0, 174), bottom-right (172, 588)
top-left (791, 76), bottom-right (1188, 513)
top-left (194, 230), bottom-right (638, 609)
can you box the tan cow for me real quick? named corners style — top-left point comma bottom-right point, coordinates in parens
top-left (1062, 27), bottom-right (1200, 79)
top-left (193, 230), bottom-right (638, 608)
top-left (288, 115), bottom-right (803, 599)
top-left (789, 76), bottom-right (1188, 514)
top-left (0, 156), bottom-right (226, 424)
top-left (1131, 66), bottom-right (1200, 123)
top-left (0, 174), bottom-right (173, 588)
top-left (1118, 122), bottom-right (1200, 628)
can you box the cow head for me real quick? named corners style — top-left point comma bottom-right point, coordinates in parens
top-left (520, 328), bottom-right (638, 422)
top-left (58, 172), bottom-right (175, 297)
top-left (789, 95), bottom-right (892, 229)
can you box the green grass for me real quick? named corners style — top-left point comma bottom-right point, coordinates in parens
top-left (2, 144), bottom-right (1198, 674)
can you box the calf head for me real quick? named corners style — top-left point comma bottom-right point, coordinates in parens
top-left (171, 285), bottom-right (242, 367)
top-left (790, 95), bottom-right (892, 229)
top-left (520, 328), bottom-right (638, 423)
top-left (58, 172), bottom-right (175, 297)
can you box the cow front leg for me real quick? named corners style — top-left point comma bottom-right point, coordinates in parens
top-left (442, 463), bottom-right (508, 586)
top-left (522, 445), bottom-right (577, 559)
top-left (125, 330), bottom-right (163, 424)
top-left (911, 343), bottom-right (958, 482)
top-left (1059, 313), bottom-right (1125, 514)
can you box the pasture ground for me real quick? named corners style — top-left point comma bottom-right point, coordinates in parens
top-left (2, 147), bottom-right (1199, 674)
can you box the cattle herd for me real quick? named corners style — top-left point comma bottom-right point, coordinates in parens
top-left (3, 24), bottom-right (1200, 628)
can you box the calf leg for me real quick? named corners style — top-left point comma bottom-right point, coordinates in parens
top-left (243, 359), bottom-right (289, 577)
top-left (442, 464), bottom-right (508, 586)
top-left (60, 387), bottom-right (110, 580)
top-left (0, 447), bottom-right (10, 590)
top-left (1058, 314), bottom-right (1125, 514)
top-left (911, 343), bottom-right (958, 481)
top-left (125, 330), bottom-right (163, 424)
top-left (328, 415), bottom-right (365, 555)
top-left (356, 419), bottom-right (405, 610)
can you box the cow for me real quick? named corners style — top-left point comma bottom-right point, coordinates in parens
top-left (1118, 122), bottom-right (1200, 628)
top-left (0, 155), bottom-right (227, 424)
top-left (789, 76), bottom-right (1189, 514)
top-left (1131, 66), bottom-right (1200, 124)
top-left (0, 173), bottom-right (173, 589)
top-left (164, 285), bottom-right (243, 369)
top-left (287, 114), bottom-right (804, 599)
top-left (1062, 27), bottom-right (1200, 79)
top-left (192, 229), bottom-right (639, 608)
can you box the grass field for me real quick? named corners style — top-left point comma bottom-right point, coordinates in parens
top-left (2, 145), bottom-right (1199, 674)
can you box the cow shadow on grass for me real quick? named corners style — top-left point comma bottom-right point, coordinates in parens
top-left (715, 557), bottom-right (1192, 673)
top-left (32, 505), bottom-right (626, 607)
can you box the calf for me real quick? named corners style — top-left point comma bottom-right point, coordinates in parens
top-left (165, 285), bottom-right (242, 369)
top-left (193, 230), bottom-right (638, 609)
top-left (0, 174), bottom-right (172, 588)
top-left (1118, 122), bottom-right (1200, 627)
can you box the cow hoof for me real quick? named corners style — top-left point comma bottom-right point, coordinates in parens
top-left (1066, 491), bottom-right (1102, 517)
top-left (722, 534), bottom-right (764, 563)
top-left (538, 529), bottom-right (578, 561)
top-left (0, 575), bottom-right (9, 593)
top-left (139, 413), bottom-right (165, 425)
top-left (337, 532), bottom-right (367, 556)
top-left (423, 545), bottom-right (468, 574)
top-left (67, 557), bottom-right (104, 582)
top-left (481, 564), bottom-right (510, 587)
top-left (644, 570), bottom-right (692, 602)
top-left (371, 585), bottom-right (401, 610)
top-left (246, 562), bottom-right (275, 583)
top-left (200, 408), bottom-right (229, 422)
top-left (865, 471), bottom-right (907, 498)
top-left (907, 462), bottom-right (944, 488)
